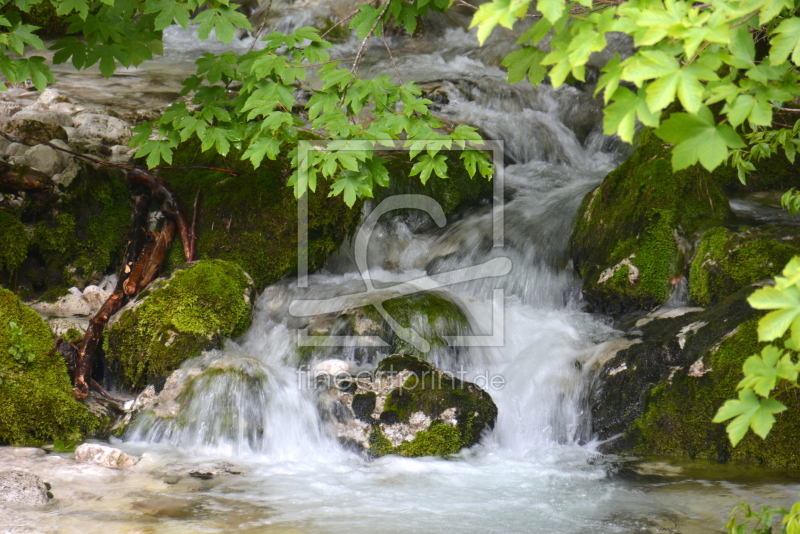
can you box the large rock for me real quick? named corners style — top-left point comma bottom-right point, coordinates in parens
top-left (571, 129), bottom-right (730, 314)
top-left (157, 136), bottom-right (362, 291)
top-left (74, 443), bottom-right (138, 469)
top-left (591, 284), bottom-right (800, 467)
top-left (689, 225), bottom-right (800, 306)
top-left (289, 290), bottom-right (472, 366)
top-left (1, 118), bottom-right (68, 145)
top-left (318, 354), bottom-right (498, 457)
top-left (11, 110), bottom-right (73, 128)
top-left (105, 260), bottom-right (255, 388)
top-left (72, 113), bottom-right (131, 146)
top-left (0, 287), bottom-right (97, 445)
top-left (23, 144), bottom-right (63, 176)
top-left (0, 471), bottom-right (51, 506)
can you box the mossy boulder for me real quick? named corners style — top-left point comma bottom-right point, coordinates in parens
top-left (297, 292), bottom-right (471, 366)
top-left (0, 287), bottom-right (96, 445)
top-left (571, 128), bottom-right (730, 314)
top-left (104, 260), bottom-right (254, 389)
top-left (689, 225), bottom-right (800, 306)
top-left (157, 137), bottom-right (362, 291)
top-left (320, 354), bottom-right (497, 457)
top-left (591, 284), bottom-right (800, 466)
top-left (1, 162), bottom-right (131, 299)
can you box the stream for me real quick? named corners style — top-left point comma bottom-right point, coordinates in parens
top-left (4, 1), bottom-right (800, 532)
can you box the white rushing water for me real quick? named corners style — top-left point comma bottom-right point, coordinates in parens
top-left (11, 3), bottom-right (799, 533)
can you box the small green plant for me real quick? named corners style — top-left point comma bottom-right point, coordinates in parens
top-left (52, 439), bottom-right (79, 452)
top-left (7, 321), bottom-right (35, 365)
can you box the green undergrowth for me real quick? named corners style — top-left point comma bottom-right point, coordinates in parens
top-left (0, 211), bottom-right (30, 277)
top-left (0, 287), bottom-right (96, 445)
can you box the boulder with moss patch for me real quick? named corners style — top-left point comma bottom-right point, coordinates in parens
top-left (292, 291), bottom-right (472, 367)
top-left (0, 287), bottom-right (97, 445)
top-left (591, 284), bottom-right (800, 467)
top-left (318, 354), bottom-right (497, 457)
top-left (571, 129), bottom-right (730, 314)
top-left (104, 260), bottom-right (254, 389)
top-left (689, 225), bottom-right (800, 307)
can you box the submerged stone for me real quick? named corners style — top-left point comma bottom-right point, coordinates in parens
top-left (104, 260), bottom-right (254, 389)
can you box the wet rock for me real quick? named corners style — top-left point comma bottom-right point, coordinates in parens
top-left (46, 317), bottom-right (88, 338)
top-left (31, 289), bottom-right (92, 317)
top-left (72, 113), bottom-right (131, 146)
top-left (0, 100), bottom-right (22, 119)
top-left (0, 471), bottom-right (51, 506)
top-left (132, 496), bottom-right (199, 519)
top-left (36, 89), bottom-right (69, 108)
top-left (571, 129), bottom-right (730, 314)
top-left (1, 118), bottom-right (69, 145)
top-left (5, 143), bottom-right (29, 158)
top-left (0, 135), bottom-right (10, 156)
top-left (105, 260), bottom-right (255, 388)
top-left (23, 144), bottom-right (63, 176)
top-left (591, 284), bottom-right (800, 466)
top-left (317, 354), bottom-right (497, 457)
top-left (51, 160), bottom-right (81, 189)
top-left (12, 110), bottom-right (73, 128)
top-left (74, 443), bottom-right (139, 469)
top-left (47, 139), bottom-right (73, 169)
top-left (81, 285), bottom-right (111, 311)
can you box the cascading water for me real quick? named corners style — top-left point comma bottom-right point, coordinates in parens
top-left (20, 3), bottom-right (799, 533)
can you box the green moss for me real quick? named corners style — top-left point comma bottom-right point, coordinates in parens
top-left (104, 259), bottom-right (254, 388)
top-left (0, 287), bottom-right (96, 445)
top-left (0, 211), bottom-right (30, 276)
top-left (4, 0), bottom-right (70, 35)
top-left (395, 420), bottom-right (464, 457)
top-left (689, 225), bottom-right (800, 306)
top-left (631, 318), bottom-right (800, 467)
top-left (380, 354), bottom-right (497, 448)
top-left (571, 128), bottom-right (731, 313)
top-left (27, 163), bottom-right (130, 291)
top-left (367, 425), bottom-right (394, 457)
top-left (157, 137), bottom-right (362, 291)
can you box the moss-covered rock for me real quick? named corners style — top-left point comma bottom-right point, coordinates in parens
top-left (1, 162), bottom-right (131, 298)
top-left (0, 287), bottom-right (96, 445)
top-left (689, 225), bottom-right (800, 306)
top-left (571, 129), bottom-right (730, 313)
top-left (104, 260), bottom-right (254, 389)
top-left (591, 284), bottom-right (800, 467)
top-left (320, 354), bottom-right (497, 457)
top-left (157, 137), bottom-right (362, 291)
top-left (298, 292), bottom-right (471, 366)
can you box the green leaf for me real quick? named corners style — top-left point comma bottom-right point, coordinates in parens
top-left (469, 0), bottom-right (531, 45)
top-left (748, 283), bottom-right (800, 341)
top-left (501, 46), bottom-right (547, 85)
top-left (350, 5), bottom-right (379, 40)
top-left (655, 107), bottom-right (745, 171)
top-left (769, 17), bottom-right (800, 66)
top-left (603, 87), bottom-right (658, 143)
top-left (713, 389), bottom-right (786, 445)
top-left (738, 345), bottom-right (791, 397)
top-left (329, 171), bottom-right (372, 207)
top-left (409, 153), bottom-right (448, 184)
